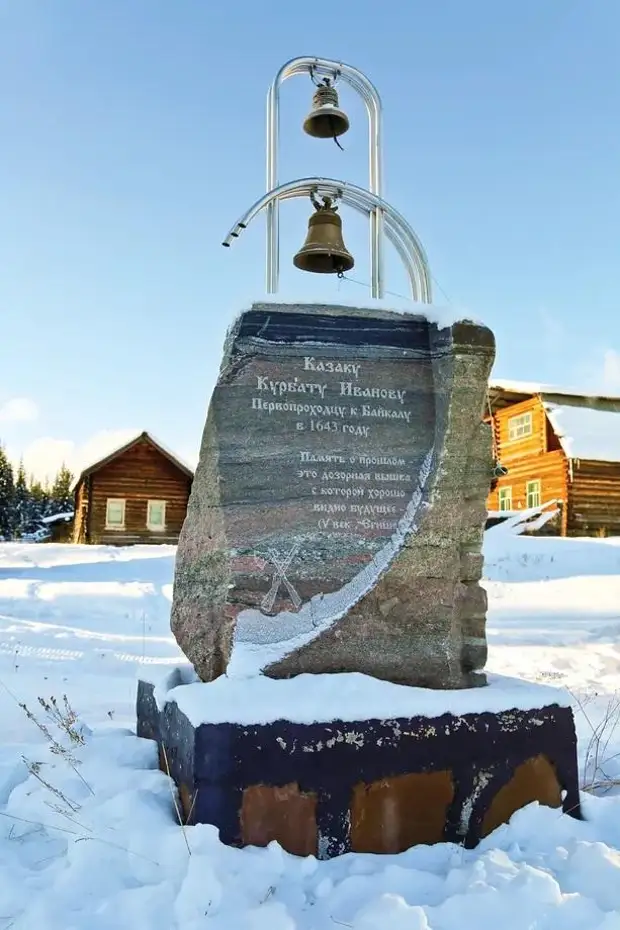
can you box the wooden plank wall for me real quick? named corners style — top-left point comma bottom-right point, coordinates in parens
top-left (86, 440), bottom-right (192, 545)
top-left (495, 398), bottom-right (546, 461)
top-left (488, 450), bottom-right (568, 511)
top-left (486, 398), bottom-right (569, 528)
top-left (72, 479), bottom-right (89, 544)
top-left (569, 460), bottom-right (620, 536)
top-left (49, 521), bottom-right (73, 543)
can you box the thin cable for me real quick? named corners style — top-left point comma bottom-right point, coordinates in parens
top-left (431, 275), bottom-right (452, 305)
top-left (341, 273), bottom-right (416, 305)
top-left (342, 270), bottom-right (453, 307)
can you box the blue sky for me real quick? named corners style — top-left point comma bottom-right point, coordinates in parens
top-left (1, 0), bottom-right (618, 478)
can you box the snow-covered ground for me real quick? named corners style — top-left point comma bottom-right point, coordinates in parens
top-left (0, 531), bottom-right (619, 929)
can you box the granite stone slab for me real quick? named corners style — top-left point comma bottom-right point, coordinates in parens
top-left (171, 302), bottom-right (495, 687)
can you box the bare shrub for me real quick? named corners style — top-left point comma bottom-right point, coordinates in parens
top-left (568, 689), bottom-right (620, 793)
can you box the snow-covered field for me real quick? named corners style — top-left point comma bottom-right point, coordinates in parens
top-left (0, 531), bottom-right (619, 930)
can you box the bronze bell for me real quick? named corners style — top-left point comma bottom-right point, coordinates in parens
top-left (293, 197), bottom-right (355, 275)
top-left (303, 80), bottom-right (350, 140)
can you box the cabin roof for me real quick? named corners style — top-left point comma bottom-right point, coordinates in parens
top-left (488, 379), bottom-right (620, 412)
top-left (542, 402), bottom-right (620, 463)
top-left (489, 380), bottom-right (620, 462)
top-left (71, 431), bottom-right (194, 490)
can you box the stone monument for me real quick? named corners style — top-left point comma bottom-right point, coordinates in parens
top-left (171, 303), bottom-right (492, 689)
top-left (137, 55), bottom-right (581, 857)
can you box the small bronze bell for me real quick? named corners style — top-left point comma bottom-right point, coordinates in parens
top-left (303, 80), bottom-right (350, 141)
top-left (293, 197), bottom-right (355, 275)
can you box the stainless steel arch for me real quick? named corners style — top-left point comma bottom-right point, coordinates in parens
top-left (223, 177), bottom-right (432, 304)
top-left (266, 56), bottom-right (384, 297)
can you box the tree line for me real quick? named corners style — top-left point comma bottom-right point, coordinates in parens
top-left (0, 444), bottom-right (74, 540)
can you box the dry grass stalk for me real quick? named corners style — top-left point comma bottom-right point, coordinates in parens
top-left (160, 742), bottom-right (192, 856)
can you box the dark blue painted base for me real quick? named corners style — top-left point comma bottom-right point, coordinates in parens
top-left (136, 677), bottom-right (581, 857)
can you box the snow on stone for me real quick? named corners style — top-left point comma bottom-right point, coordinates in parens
top-left (150, 668), bottom-right (570, 727)
top-left (228, 450), bottom-right (434, 677)
top-left (543, 402), bottom-right (620, 462)
top-left (246, 293), bottom-right (483, 330)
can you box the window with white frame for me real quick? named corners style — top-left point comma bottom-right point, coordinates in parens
top-left (105, 498), bottom-right (126, 529)
top-left (498, 487), bottom-right (513, 511)
top-left (508, 411), bottom-right (533, 441)
top-left (526, 480), bottom-right (541, 509)
top-left (147, 500), bottom-right (166, 531)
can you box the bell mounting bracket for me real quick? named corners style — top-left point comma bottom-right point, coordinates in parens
top-left (222, 55), bottom-right (433, 303)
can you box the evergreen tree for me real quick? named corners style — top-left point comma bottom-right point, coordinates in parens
top-left (0, 445), bottom-right (16, 539)
top-left (50, 463), bottom-right (74, 513)
top-left (13, 459), bottom-right (31, 537)
top-left (28, 477), bottom-right (49, 528)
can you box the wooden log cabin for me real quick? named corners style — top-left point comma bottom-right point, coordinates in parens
top-left (72, 432), bottom-right (194, 545)
top-left (487, 381), bottom-right (620, 537)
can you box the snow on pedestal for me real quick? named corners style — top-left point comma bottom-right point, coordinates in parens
top-left (137, 666), bottom-right (581, 857)
top-left (138, 301), bottom-right (581, 859)
top-left (141, 664), bottom-right (571, 727)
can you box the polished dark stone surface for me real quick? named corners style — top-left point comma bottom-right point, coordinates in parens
top-left (137, 678), bottom-right (581, 858)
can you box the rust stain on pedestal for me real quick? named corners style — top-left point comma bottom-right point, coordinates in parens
top-left (482, 754), bottom-right (562, 837)
top-left (241, 783), bottom-right (318, 857)
top-left (350, 771), bottom-right (455, 853)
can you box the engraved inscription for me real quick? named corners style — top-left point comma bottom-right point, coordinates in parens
top-left (243, 355), bottom-right (424, 538)
top-left (212, 310), bottom-right (436, 617)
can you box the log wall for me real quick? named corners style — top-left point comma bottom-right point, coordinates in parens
top-left (75, 438), bottom-right (192, 545)
top-left (486, 398), bottom-right (569, 527)
top-left (568, 460), bottom-right (620, 536)
top-left (487, 395), bottom-right (620, 537)
top-left (73, 477), bottom-right (90, 544)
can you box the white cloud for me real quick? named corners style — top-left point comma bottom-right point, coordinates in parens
top-left (577, 348), bottom-right (620, 397)
top-left (0, 397), bottom-right (39, 423)
top-left (601, 349), bottom-right (620, 393)
top-left (11, 428), bottom-right (142, 484)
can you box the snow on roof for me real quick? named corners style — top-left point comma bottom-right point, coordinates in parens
top-left (142, 432), bottom-right (196, 476)
top-left (41, 511), bottom-right (74, 525)
top-left (490, 379), bottom-right (620, 402)
top-left (70, 431), bottom-right (195, 491)
top-left (543, 402), bottom-right (620, 462)
top-left (490, 378), bottom-right (564, 395)
top-left (486, 502), bottom-right (561, 535)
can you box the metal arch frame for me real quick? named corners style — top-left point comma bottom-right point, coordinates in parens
top-left (223, 177), bottom-right (433, 304)
top-left (266, 56), bottom-right (384, 297)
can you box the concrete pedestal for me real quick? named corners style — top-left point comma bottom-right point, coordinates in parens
top-left (137, 673), bottom-right (581, 857)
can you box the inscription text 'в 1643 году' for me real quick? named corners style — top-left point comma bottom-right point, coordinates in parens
top-left (212, 308), bottom-right (436, 626)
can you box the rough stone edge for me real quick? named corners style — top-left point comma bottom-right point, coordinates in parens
top-left (263, 318), bottom-right (495, 686)
top-left (170, 305), bottom-right (495, 686)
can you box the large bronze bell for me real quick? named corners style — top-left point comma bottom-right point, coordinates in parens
top-left (303, 80), bottom-right (350, 140)
top-left (293, 197), bottom-right (355, 275)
